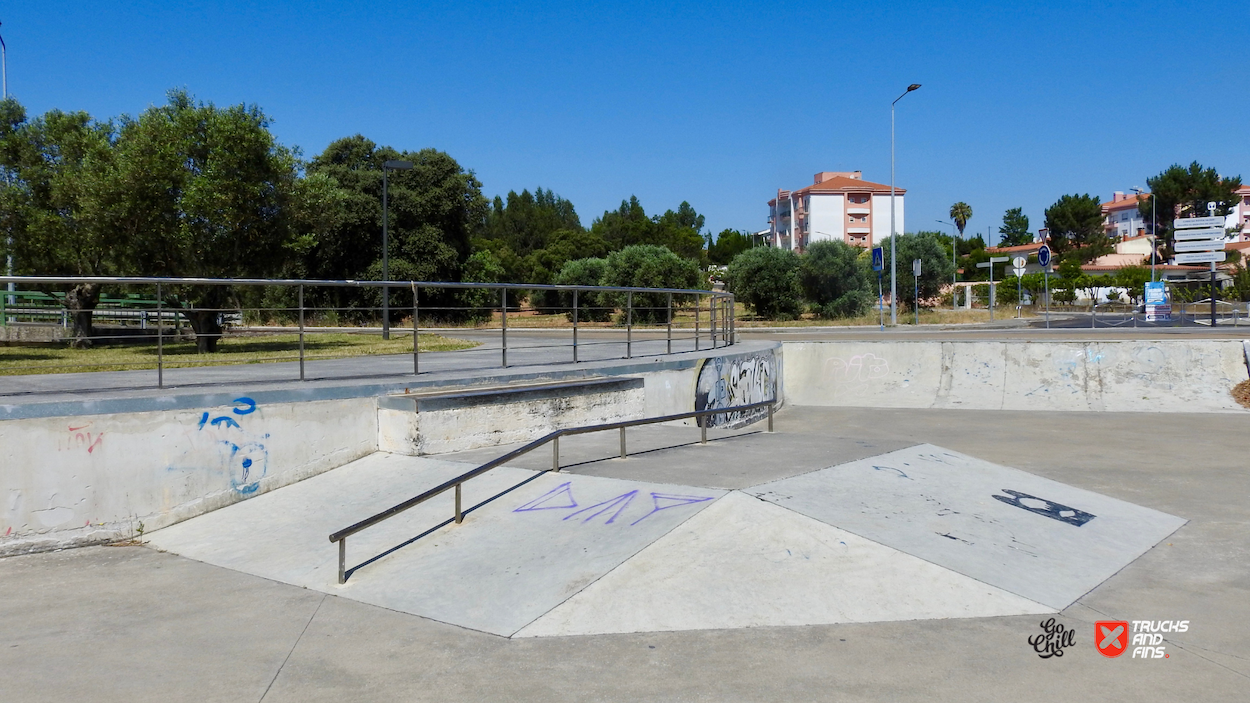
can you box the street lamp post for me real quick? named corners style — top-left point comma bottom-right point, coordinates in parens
top-left (1131, 186), bottom-right (1157, 282)
top-left (381, 159), bottom-right (413, 340)
top-left (938, 219), bottom-right (957, 310)
top-left (890, 84), bottom-right (921, 325)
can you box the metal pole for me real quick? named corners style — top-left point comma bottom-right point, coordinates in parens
top-left (767, 404), bottom-right (774, 432)
top-left (1045, 269), bottom-right (1050, 329)
top-left (890, 102), bottom-right (897, 326)
top-left (694, 295), bottom-right (700, 351)
top-left (701, 420), bottom-right (707, 445)
top-left (878, 273), bottom-right (884, 330)
top-left (1211, 263), bottom-right (1217, 327)
top-left (156, 283), bottom-right (163, 388)
top-left (420, 282), bottom-right (425, 375)
top-left (709, 295), bottom-right (716, 348)
top-left (619, 426), bottom-right (626, 459)
top-left (337, 538), bottom-right (346, 584)
top-left (666, 292), bottom-right (672, 354)
top-left (454, 483), bottom-right (462, 524)
top-left (382, 167), bottom-right (390, 340)
top-left (572, 289), bottom-right (579, 363)
top-left (914, 271), bottom-right (919, 326)
top-left (626, 291), bottom-right (632, 358)
top-left (989, 267), bottom-right (995, 322)
top-left (552, 435), bottom-right (559, 472)
top-left (1, 27), bottom-right (11, 307)
top-left (500, 288), bottom-right (508, 368)
top-left (298, 284), bottom-right (305, 381)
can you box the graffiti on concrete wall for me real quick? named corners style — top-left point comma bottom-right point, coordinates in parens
top-left (167, 396), bottom-right (269, 495)
top-left (513, 482), bottom-right (714, 526)
top-left (694, 350), bottom-right (777, 428)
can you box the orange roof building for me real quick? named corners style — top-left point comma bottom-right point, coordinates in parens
top-left (767, 171), bottom-right (905, 252)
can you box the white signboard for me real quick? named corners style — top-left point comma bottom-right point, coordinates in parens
top-left (1013, 267), bottom-right (1026, 278)
top-left (1174, 239), bottom-right (1225, 253)
top-left (1174, 251), bottom-right (1227, 264)
top-left (1173, 228), bottom-right (1226, 241)
top-left (1172, 216), bottom-right (1224, 229)
top-left (1012, 256), bottom-right (1027, 268)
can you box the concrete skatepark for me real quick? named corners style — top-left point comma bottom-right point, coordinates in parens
top-left (2, 329), bottom-right (1249, 701)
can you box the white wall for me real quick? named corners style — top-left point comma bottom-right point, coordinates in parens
top-left (872, 193), bottom-right (903, 243)
top-left (808, 193), bottom-right (844, 243)
top-left (0, 397), bottom-right (377, 555)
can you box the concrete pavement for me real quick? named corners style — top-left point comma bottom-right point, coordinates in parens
top-left (3, 406), bottom-right (1247, 702)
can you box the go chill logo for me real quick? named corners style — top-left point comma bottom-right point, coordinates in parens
top-left (1096, 620), bottom-right (1188, 659)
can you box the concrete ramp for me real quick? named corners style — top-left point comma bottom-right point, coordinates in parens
top-left (782, 340), bottom-right (1249, 412)
top-left (146, 443), bottom-right (1183, 637)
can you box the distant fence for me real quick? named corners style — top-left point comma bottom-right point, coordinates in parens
top-left (0, 276), bottom-right (735, 395)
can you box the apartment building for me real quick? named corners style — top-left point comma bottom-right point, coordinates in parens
top-left (767, 171), bottom-right (905, 252)
top-left (1228, 185), bottom-right (1250, 241)
top-left (1102, 191), bottom-right (1150, 238)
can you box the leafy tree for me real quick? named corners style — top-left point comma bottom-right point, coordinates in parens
top-left (798, 240), bottom-right (873, 318)
top-left (601, 245), bottom-right (702, 323)
top-left (100, 90), bottom-right (307, 351)
top-left (725, 246), bottom-right (802, 320)
top-left (457, 250), bottom-right (506, 322)
top-left (480, 187), bottom-right (582, 257)
top-left (998, 207), bottom-right (1032, 247)
top-left (306, 133), bottom-right (488, 325)
top-left (553, 257), bottom-right (611, 321)
top-left (707, 228), bottom-right (754, 266)
top-left (1111, 266), bottom-right (1153, 305)
top-left (880, 232), bottom-right (956, 309)
top-left (949, 202), bottom-right (973, 238)
top-left (0, 103), bottom-right (119, 345)
top-left (590, 197), bottom-right (707, 261)
top-left (1141, 162), bottom-right (1243, 257)
top-left (1044, 194), bottom-right (1111, 262)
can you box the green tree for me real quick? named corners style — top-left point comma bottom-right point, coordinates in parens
top-left (457, 250), bottom-right (506, 322)
top-left (949, 202), bottom-right (973, 239)
top-left (998, 207), bottom-right (1032, 247)
top-left (480, 187), bottom-right (583, 257)
top-left (601, 245), bottom-right (702, 323)
top-left (1, 103), bottom-right (119, 345)
top-left (798, 240), bottom-right (873, 318)
top-left (306, 133), bottom-right (488, 324)
top-left (1141, 162), bottom-right (1243, 257)
top-left (553, 257), bottom-right (612, 321)
top-left (707, 229), bottom-right (754, 266)
top-left (1111, 266), bottom-right (1153, 305)
top-left (725, 246), bottom-right (802, 320)
top-left (1044, 194), bottom-right (1111, 262)
top-left (880, 232), bottom-right (957, 309)
top-left (590, 197), bottom-right (707, 261)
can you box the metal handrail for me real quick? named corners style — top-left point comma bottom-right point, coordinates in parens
top-left (328, 399), bottom-right (777, 583)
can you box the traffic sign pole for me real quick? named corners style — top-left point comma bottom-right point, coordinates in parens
top-left (1037, 245), bottom-right (1052, 329)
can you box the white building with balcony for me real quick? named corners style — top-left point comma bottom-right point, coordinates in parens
top-left (767, 171), bottom-right (905, 252)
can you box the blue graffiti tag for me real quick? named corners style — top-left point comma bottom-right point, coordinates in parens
top-left (232, 397), bottom-right (257, 415)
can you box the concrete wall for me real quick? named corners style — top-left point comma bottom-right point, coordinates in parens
top-left (378, 379), bottom-right (647, 455)
top-left (0, 396), bottom-right (376, 555)
top-left (782, 340), bottom-right (1250, 413)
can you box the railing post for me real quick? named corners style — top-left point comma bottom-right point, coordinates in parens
top-left (666, 292), bottom-right (672, 354)
top-left (729, 296), bottom-right (736, 345)
top-left (619, 426), bottom-right (626, 459)
top-left (156, 283), bottom-right (163, 388)
top-left (626, 291), bottom-right (633, 359)
top-left (501, 288), bottom-right (508, 368)
top-left (552, 435), bottom-right (560, 472)
top-left (710, 295), bottom-right (717, 348)
top-left (572, 290), bottom-right (579, 363)
top-left (420, 282), bottom-right (425, 375)
top-left (694, 294), bottom-right (700, 351)
top-left (768, 403), bottom-right (774, 433)
top-left (701, 418), bottom-right (707, 445)
top-left (298, 284), bottom-right (305, 381)
top-left (337, 538), bottom-right (346, 584)
top-left (455, 483), bottom-right (463, 524)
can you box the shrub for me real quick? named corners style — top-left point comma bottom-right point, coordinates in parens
top-left (799, 241), bottom-right (874, 318)
top-left (725, 246), bottom-right (802, 319)
top-left (458, 250), bottom-right (506, 322)
top-left (601, 245), bottom-right (702, 323)
top-left (553, 257), bottom-right (612, 321)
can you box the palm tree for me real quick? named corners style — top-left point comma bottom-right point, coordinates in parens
top-left (949, 202), bottom-right (973, 237)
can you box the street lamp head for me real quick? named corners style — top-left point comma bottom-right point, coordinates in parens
top-left (907, 84), bottom-right (921, 92)
top-left (383, 160), bottom-right (413, 170)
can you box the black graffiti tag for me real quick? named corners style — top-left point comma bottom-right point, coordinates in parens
top-left (993, 489), bottom-right (1095, 527)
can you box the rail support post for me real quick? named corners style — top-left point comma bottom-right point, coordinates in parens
top-left (337, 538), bottom-right (346, 585)
top-left (619, 426), bottom-right (626, 459)
top-left (455, 483), bottom-right (463, 524)
top-left (156, 283), bottom-right (164, 388)
top-left (626, 291), bottom-right (633, 359)
top-left (412, 284), bottom-right (419, 375)
top-left (552, 435), bottom-right (560, 472)
top-left (666, 292), bottom-right (672, 354)
top-left (298, 284), bottom-right (306, 381)
top-left (572, 290), bottom-right (579, 363)
top-left (501, 288), bottom-right (508, 368)
top-left (701, 419), bottom-right (707, 445)
top-left (768, 404), bottom-right (774, 433)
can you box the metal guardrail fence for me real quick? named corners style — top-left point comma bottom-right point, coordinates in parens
top-left (0, 276), bottom-right (736, 393)
top-left (1089, 300), bottom-right (1248, 328)
top-left (329, 399), bottom-right (777, 583)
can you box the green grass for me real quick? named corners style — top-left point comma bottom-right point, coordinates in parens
top-left (0, 332), bottom-right (479, 375)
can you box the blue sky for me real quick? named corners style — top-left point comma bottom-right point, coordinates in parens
top-left (5, 1), bottom-right (1249, 244)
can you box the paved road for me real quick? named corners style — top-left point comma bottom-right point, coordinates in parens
top-left (2, 406), bottom-right (1247, 702)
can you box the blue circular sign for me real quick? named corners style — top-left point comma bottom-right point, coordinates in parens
top-left (1037, 244), bottom-right (1052, 268)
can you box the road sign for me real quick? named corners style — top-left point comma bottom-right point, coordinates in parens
top-left (912, 258), bottom-right (922, 276)
top-left (1012, 256), bottom-right (1027, 269)
top-left (1174, 251), bottom-right (1227, 264)
top-left (1173, 216), bottom-right (1224, 229)
top-left (872, 247), bottom-right (884, 272)
top-left (1174, 239), bottom-right (1225, 253)
top-left (1013, 267), bottom-right (1026, 278)
top-left (1173, 227), bottom-right (1225, 241)
top-left (1037, 244), bottom-right (1051, 268)
top-left (1144, 281), bottom-right (1166, 305)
